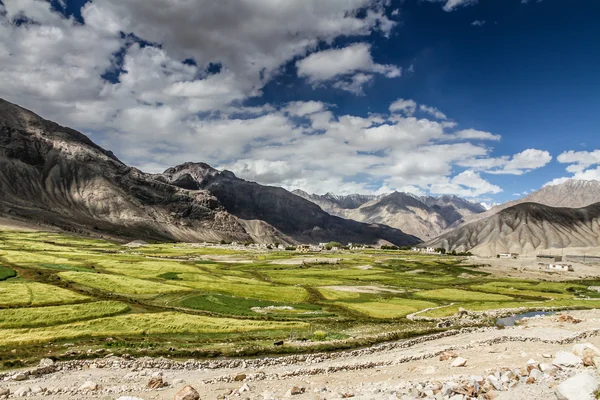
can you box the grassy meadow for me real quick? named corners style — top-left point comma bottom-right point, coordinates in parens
top-left (0, 228), bottom-right (599, 368)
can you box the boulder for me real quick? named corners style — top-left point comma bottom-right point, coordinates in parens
top-left (12, 372), bottom-right (28, 381)
top-left (39, 358), bottom-right (55, 367)
top-left (79, 381), bottom-right (99, 391)
top-left (528, 368), bottom-right (543, 382)
top-left (12, 387), bottom-right (31, 398)
top-left (439, 351), bottom-right (458, 361)
top-left (147, 376), bottom-right (165, 389)
top-left (486, 375), bottom-right (503, 391)
top-left (234, 373), bottom-right (247, 382)
top-left (572, 343), bottom-right (600, 358)
top-left (285, 386), bottom-right (305, 396)
top-left (552, 351), bottom-right (582, 367)
top-left (451, 357), bottom-right (468, 367)
top-left (0, 388), bottom-right (9, 396)
top-left (174, 385), bottom-right (200, 400)
top-left (555, 372), bottom-right (599, 400)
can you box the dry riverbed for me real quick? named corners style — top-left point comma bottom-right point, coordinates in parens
top-left (1, 310), bottom-right (600, 399)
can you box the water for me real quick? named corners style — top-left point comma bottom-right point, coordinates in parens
top-left (496, 311), bottom-right (554, 327)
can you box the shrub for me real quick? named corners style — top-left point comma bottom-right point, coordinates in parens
top-left (312, 330), bottom-right (327, 341)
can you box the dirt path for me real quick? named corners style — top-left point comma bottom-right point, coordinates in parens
top-left (2, 309), bottom-right (599, 399)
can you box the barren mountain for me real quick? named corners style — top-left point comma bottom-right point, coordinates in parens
top-left (426, 202), bottom-right (600, 256)
top-left (291, 190), bottom-right (379, 215)
top-left (158, 163), bottom-right (420, 246)
top-left (461, 179), bottom-right (600, 227)
top-left (295, 190), bottom-right (486, 240)
top-left (0, 98), bottom-right (419, 246)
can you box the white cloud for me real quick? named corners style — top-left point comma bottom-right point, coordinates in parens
top-left (419, 104), bottom-right (447, 120)
top-left (427, 0), bottom-right (479, 12)
top-left (545, 149), bottom-right (600, 185)
top-left (389, 98), bottom-right (417, 116)
top-left (451, 129), bottom-right (501, 141)
top-left (471, 20), bottom-right (486, 26)
top-left (296, 43), bottom-right (401, 93)
top-left (459, 149), bottom-right (552, 175)
top-left (0, 1), bottom-right (544, 199)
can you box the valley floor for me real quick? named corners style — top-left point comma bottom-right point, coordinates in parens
top-left (1, 309), bottom-right (599, 399)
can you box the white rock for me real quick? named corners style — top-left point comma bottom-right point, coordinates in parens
top-left (542, 353), bottom-right (553, 359)
top-left (553, 351), bottom-right (582, 367)
top-left (240, 383), bottom-right (251, 393)
top-left (529, 368), bottom-right (544, 381)
top-left (12, 373), bottom-right (27, 381)
top-left (487, 375), bottom-right (504, 391)
top-left (540, 363), bottom-right (557, 373)
top-left (79, 381), bottom-right (99, 391)
top-left (12, 387), bottom-right (31, 398)
top-left (526, 358), bottom-right (538, 365)
top-left (451, 357), bottom-right (467, 367)
top-left (572, 343), bottom-right (600, 358)
top-left (555, 372), bottom-right (599, 400)
top-left (39, 358), bottom-right (54, 367)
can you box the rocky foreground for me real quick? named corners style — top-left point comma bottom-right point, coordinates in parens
top-left (1, 310), bottom-right (600, 400)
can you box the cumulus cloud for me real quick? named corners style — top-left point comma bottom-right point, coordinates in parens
top-left (296, 43), bottom-right (401, 93)
top-left (0, 1), bottom-right (548, 198)
top-left (459, 149), bottom-right (552, 175)
top-left (545, 149), bottom-right (600, 185)
top-left (389, 98), bottom-right (417, 116)
top-left (419, 105), bottom-right (447, 120)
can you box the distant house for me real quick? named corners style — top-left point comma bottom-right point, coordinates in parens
top-left (499, 253), bottom-right (519, 259)
top-left (296, 245), bottom-right (311, 253)
top-left (545, 263), bottom-right (574, 272)
top-left (537, 254), bottom-right (563, 262)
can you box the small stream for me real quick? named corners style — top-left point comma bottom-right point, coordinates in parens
top-left (496, 311), bottom-right (554, 327)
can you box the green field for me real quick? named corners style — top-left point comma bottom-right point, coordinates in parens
top-left (0, 227), bottom-right (599, 367)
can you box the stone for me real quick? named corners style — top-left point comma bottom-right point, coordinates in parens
top-left (0, 389), bottom-right (9, 396)
top-left (31, 386), bottom-right (45, 394)
top-left (451, 357), bottom-right (467, 367)
top-left (12, 387), bottom-right (31, 398)
top-left (439, 351), bottom-right (458, 361)
top-left (174, 385), bottom-right (200, 400)
top-left (553, 351), bottom-right (582, 367)
top-left (147, 376), bottom-right (165, 389)
top-left (286, 386), bottom-right (305, 396)
top-left (486, 375), bottom-right (503, 391)
top-left (529, 368), bottom-right (544, 382)
top-left (79, 381), bottom-right (99, 391)
top-left (39, 358), bottom-right (55, 367)
top-left (555, 372), bottom-right (599, 400)
top-left (234, 373), bottom-right (247, 382)
top-left (540, 363), bottom-right (556, 373)
top-left (12, 372), bottom-right (28, 381)
top-left (542, 353), bottom-right (552, 359)
top-left (239, 384), bottom-right (251, 393)
top-left (572, 343), bottom-right (600, 358)
top-left (583, 356), bottom-right (595, 366)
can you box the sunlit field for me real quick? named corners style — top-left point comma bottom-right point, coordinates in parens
top-left (1, 228), bottom-right (599, 368)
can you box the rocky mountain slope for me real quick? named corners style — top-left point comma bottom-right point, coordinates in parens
top-left (461, 179), bottom-right (600, 226)
top-left (158, 163), bottom-right (420, 246)
top-left (295, 191), bottom-right (486, 240)
top-left (0, 98), bottom-right (419, 246)
top-left (426, 202), bottom-right (600, 256)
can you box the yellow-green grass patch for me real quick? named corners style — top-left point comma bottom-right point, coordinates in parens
top-left (413, 288), bottom-right (513, 302)
top-left (471, 282), bottom-right (579, 299)
top-left (336, 299), bottom-right (437, 318)
top-left (59, 272), bottom-right (190, 295)
top-left (0, 282), bottom-right (88, 307)
top-left (0, 301), bottom-right (129, 328)
top-left (0, 312), bottom-right (309, 347)
top-left (318, 288), bottom-right (361, 300)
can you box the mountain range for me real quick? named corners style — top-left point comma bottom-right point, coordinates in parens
top-left (293, 190), bottom-right (486, 240)
top-left (0, 98), bottom-right (419, 247)
top-left (3, 97), bottom-right (600, 257)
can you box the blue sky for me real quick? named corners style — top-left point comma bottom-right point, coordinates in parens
top-left (1, 0), bottom-right (598, 205)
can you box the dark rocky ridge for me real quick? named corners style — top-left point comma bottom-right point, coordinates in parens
top-left (0, 98), bottom-right (419, 246)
